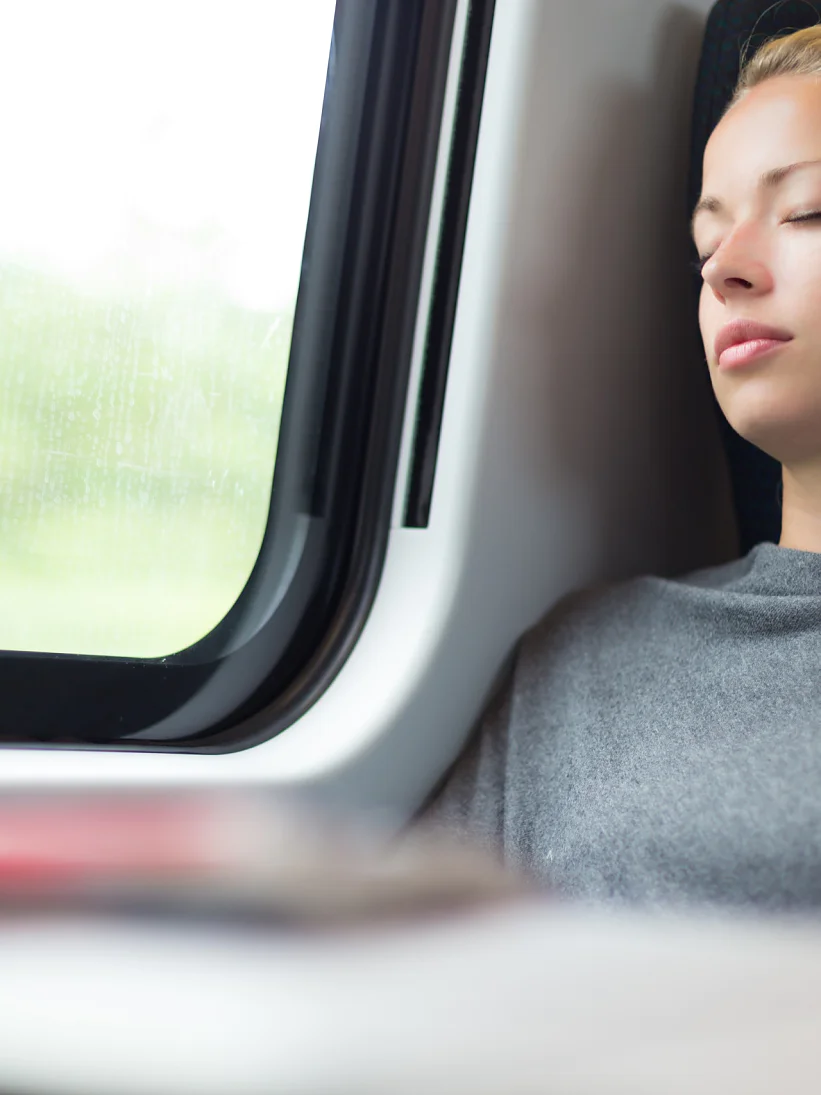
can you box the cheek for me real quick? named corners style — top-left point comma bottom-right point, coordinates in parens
top-left (779, 233), bottom-right (821, 319)
top-left (782, 267), bottom-right (821, 327)
top-left (697, 288), bottom-right (717, 359)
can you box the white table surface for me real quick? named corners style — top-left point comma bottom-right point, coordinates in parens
top-left (1, 900), bottom-right (821, 1095)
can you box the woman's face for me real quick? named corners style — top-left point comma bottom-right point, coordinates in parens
top-left (696, 74), bottom-right (821, 466)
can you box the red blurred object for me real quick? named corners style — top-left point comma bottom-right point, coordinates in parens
top-left (0, 791), bottom-right (528, 923)
top-left (0, 797), bottom-right (223, 883)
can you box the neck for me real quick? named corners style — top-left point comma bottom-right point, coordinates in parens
top-left (778, 465), bottom-right (821, 553)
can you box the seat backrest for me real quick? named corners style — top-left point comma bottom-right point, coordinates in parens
top-left (688, 0), bottom-right (821, 555)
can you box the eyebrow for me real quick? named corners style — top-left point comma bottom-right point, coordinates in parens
top-left (690, 159), bottom-right (821, 242)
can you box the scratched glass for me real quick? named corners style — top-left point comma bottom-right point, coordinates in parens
top-left (0, 0), bottom-right (335, 657)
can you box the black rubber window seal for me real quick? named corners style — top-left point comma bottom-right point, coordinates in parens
top-left (404, 0), bottom-right (497, 529)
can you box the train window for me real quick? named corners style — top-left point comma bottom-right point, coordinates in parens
top-left (0, 0), bottom-right (334, 658)
top-left (0, 0), bottom-right (468, 748)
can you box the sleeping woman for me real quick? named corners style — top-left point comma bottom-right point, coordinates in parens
top-left (422, 26), bottom-right (821, 913)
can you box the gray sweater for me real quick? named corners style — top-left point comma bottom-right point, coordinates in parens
top-left (424, 542), bottom-right (821, 912)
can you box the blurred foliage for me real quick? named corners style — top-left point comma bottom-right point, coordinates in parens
top-left (0, 262), bottom-right (292, 657)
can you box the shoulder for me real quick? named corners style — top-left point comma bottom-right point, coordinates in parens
top-left (511, 564), bottom-right (712, 695)
top-left (522, 549), bottom-right (746, 659)
top-left (521, 574), bottom-right (661, 658)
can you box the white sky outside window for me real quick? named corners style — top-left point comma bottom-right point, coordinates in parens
top-left (0, 0), bottom-right (335, 658)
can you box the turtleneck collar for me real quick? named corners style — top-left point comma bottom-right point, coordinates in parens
top-left (681, 540), bottom-right (821, 597)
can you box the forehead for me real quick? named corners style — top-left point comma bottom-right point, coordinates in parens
top-left (703, 75), bottom-right (821, 186)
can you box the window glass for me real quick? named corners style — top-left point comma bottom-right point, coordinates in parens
top-left (0, 0), bottom-right (335, 658)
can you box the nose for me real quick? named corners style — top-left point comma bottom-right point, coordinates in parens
top-left (701, 227), bottom-right (774, 301)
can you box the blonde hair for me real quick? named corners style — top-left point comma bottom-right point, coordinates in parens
top-left (726, 24), bottom-right (821, 115)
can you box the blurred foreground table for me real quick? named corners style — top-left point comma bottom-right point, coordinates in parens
top-left (0, 900), bottom-right (820, 1095)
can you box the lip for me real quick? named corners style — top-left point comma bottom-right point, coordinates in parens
top-left (714, 319), bottom-right (793, 368)
top-left (718, 338), bottom-right (791, 370)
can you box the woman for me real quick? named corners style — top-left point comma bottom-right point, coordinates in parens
top-left (422, 26), bottom-right (821, 913)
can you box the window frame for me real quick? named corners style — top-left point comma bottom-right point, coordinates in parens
top-left (0, 0), bottom-right (468, 750)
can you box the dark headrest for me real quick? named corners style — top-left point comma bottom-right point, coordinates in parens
top-left (688, 0), bottom-right (821, 554)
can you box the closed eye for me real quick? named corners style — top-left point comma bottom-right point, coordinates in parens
top-left (690, 211), bottom-right (821, 278)
top-left (690, 254), bottom-right (712, 276)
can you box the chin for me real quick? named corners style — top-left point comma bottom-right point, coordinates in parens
top-left (726, 408), bottom-right (820, 465)
top-left (714, 376), bottom-right (821, 459)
